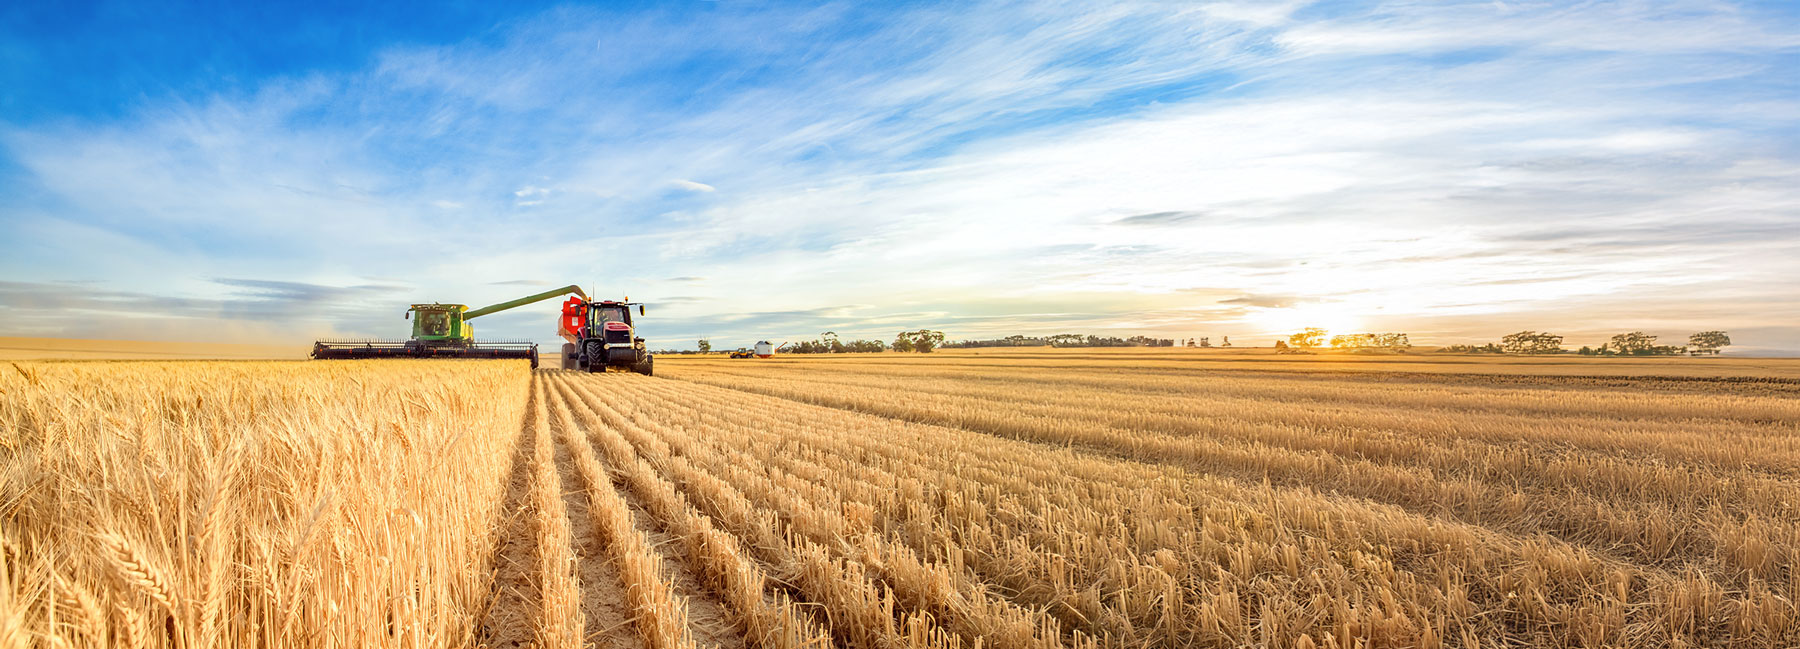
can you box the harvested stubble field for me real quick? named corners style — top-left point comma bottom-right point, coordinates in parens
top-left (4, 350), bottom-right (1800, 648)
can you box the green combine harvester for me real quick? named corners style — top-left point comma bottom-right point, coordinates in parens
top-left (310, 284), bottom-right (588, 368)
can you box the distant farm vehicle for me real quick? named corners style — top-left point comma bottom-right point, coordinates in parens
top-left (559, 297), bottom-right (653, 375)
top-left (312, 285), bottom-right (589, 368)
top-left (730, 340), bottom-right (789, 359)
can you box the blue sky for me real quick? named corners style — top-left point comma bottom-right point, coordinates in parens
top-left (3, 1), bottom-right (1798, 352)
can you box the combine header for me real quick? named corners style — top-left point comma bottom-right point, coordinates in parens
top-left (311, 285), bottom-right (589, 368)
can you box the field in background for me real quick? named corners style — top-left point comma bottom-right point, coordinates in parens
top-left (756, 346), bottom-right (1800, 379)
top-left (5, 350), bottom-right (1799, 647)
top-left (0, 337), bottom-right (308, 360)
top-left (10, 336), bottom-right (1797, 379)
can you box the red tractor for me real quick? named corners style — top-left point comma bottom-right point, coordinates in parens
top-left (558, 297), bottom-right (653, 375)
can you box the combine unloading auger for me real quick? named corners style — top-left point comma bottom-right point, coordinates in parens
top-left (311, 285), bottom-right (589, 368)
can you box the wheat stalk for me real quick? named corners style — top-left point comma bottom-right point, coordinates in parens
top-left (109, 603), bottom-right (146, 649)
top-left (52, 571), bottom-right (106, 643)
top-left (98, 533), bottom-right (178, 616)
top-left (200, 462), bottom-right (235, 647)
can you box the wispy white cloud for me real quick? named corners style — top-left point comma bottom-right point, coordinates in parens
top-left (512, 185), bottom-right (549, 206)
top-left (1276, 0), bottom-right (1800, 56)
top-left (1199, 1), bottom-right (1310, 27)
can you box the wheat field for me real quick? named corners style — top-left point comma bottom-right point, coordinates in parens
top-left (4, 350), bottom-right (1799, 648)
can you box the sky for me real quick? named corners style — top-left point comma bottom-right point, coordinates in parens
top-left (2, 1), bottom-right (1797, 353)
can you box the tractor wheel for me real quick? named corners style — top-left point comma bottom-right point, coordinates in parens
top-left (633, 357), bottom-right (654, 376)
top-left (561, 343), bottom-right (577, 371)
top-left (583, 341), bottom-right (605, 372)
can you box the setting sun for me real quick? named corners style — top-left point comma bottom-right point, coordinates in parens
top-left (1248, 303), bottom-right (1366, 339)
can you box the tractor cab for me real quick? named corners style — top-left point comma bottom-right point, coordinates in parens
top-left (591, 302), bottom-right (633, 327)
top-left (584, 300), bottom-right (648, 339)
top-left (408, 304), bottom-right (472, 344)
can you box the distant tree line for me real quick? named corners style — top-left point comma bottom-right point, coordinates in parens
top-left (780, 330), bottom-right (949, 353)
top-left (713, 328), bottom-right (1734, 357)
top-left (785, 331), bottom-right (890, 354)
top-left (1048, 334), bottom-right (1175, 348)
top-left (787, 339), bottom-right (888, 354)
top-left (940, 334), bottom-right (1177, 349)
top-left (1437, 343), bottom-right (1504, 354)
top-left (1438, 330), bottom-right (1731, 356)
top-left (1278, 328), bottom-right (1411, 353)
top-left (941, 335), bottom-right (1049, 348)
top-left (892, 330), bottom-right (945, 353)
top-left (1330, 332), bottom-right (1411, 351)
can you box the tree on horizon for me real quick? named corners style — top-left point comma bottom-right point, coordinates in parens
top-left (1289, 328), bottom-right (1327, 349)
top-left (1689, 331), bottom-right (1731, 355)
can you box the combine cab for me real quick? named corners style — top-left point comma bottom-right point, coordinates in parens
top-left (559, 297), bottom-right (653, 375)
top-left (312, 285), bottom-right (589, 368)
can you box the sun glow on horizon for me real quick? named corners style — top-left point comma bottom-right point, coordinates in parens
top-left (1246, 303), bottom-right (1367, 339)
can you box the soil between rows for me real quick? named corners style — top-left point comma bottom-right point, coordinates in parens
top-left (545, 372), bottom-right (751, 649)
top-left (474, 391), bottom-right (543, 648)
top-left (547, 397), bottom-right (650, 649)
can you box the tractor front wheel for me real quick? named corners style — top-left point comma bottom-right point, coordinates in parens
top-left (633, 357), bottom-right (653, 376)
top-left (583, 341), bottom-right (606, 372)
